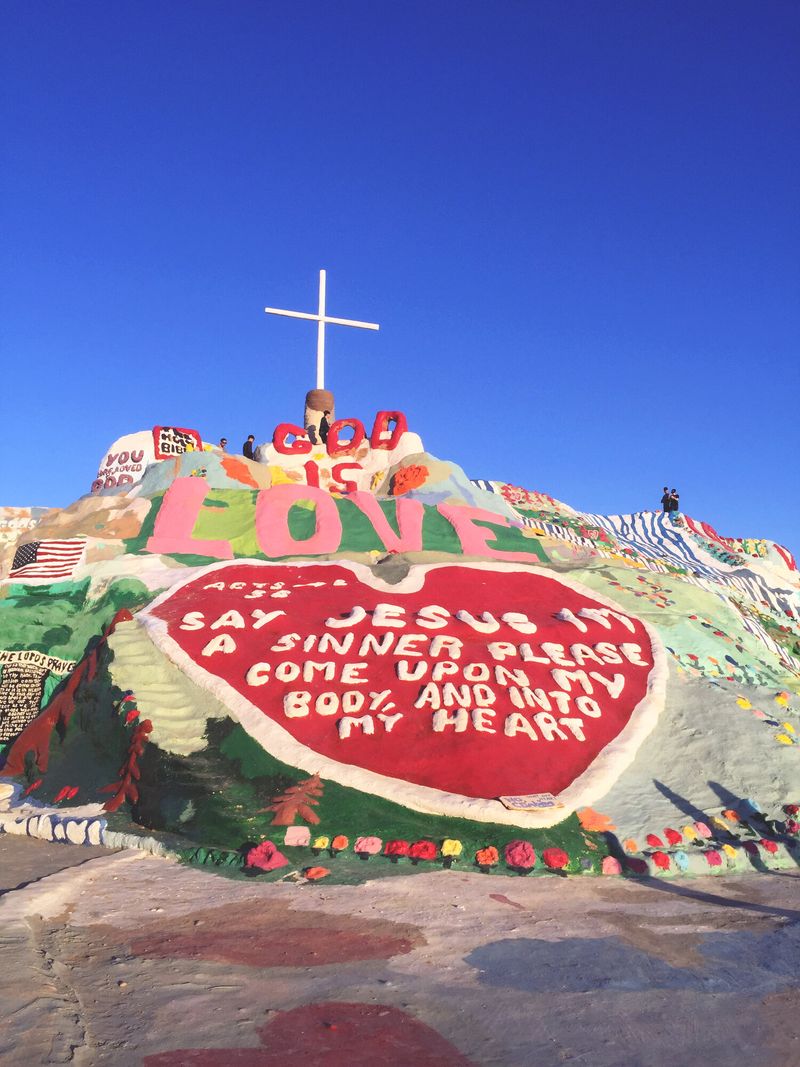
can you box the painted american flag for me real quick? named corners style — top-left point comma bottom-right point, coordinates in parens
top-left (8, 539), bottom-right (86, 582)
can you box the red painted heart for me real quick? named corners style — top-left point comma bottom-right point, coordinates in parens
top-left (141, 561), bottom-right (666, 826)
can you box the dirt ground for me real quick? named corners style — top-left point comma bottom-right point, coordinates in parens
top-left (0, 835), bottom-right (798, 1067)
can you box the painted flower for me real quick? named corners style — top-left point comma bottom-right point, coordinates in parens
top-left (626, 857), bottom-right (649, 875)
top-left (663, 828), bottom-right (682, 846)
top-left (722, 844), bottom-right (738, 859)
top-left (304, 866), bottom-right (331, 881)
top-left (784, 804), bottom-right (799, 815)
top-left (390, 464), bottom-right (429, 496)
top-left (354, 835), bottom-right (382, 855)
top-left (441, 839), bottom-right (463, 858)
top-left (475, 846), bottom-right (499, 868)
top-left (722, 809), bottom-right (740, 823)
top-left (245, 840), bottom-right (289, 872)
top-left (384, 839), bottom-right (410, 858)
top-left (646, 833), bottom-right (665, 848)
top-left (652, 851), bottom-right (671, 871)
top-left (331, 835), bottom-right (349, 852)
top-left (601, 856), bottom-right (622, 875)
top-left (673, 851), bottom-right (690, 871)
top-left (542, 847), bottom-right (570, 870)
top-left (785, 820), bottom-right (800, 835)
top-left (312, 835), bottom-right (330, 850)
top-left (504, 840), bottom-right (536, 870)
top-left (499, 484), bottom-right (539, 508)
top-left (760, 839), bottom-right (778, 854)
top-left (705, 850), bottom-right (722, 867)
top-left (284, 826), bottom-right (311, 847)
top-left (409, 840), bottom-right (437, 862)
top-left (694, 822), bottom-right (713, 839)
top-left (622, 838), bottom-right (639, 853)
top-left (54, 785), bottom-right (79, 803)
top-left (577, 808), bottom-right (616, 833)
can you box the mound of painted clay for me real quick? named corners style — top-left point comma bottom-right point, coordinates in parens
top-left (0, 417), bottom-right (798, 882)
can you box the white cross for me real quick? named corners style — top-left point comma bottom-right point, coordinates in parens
top-left (264, 269), bottom-right (380, 390)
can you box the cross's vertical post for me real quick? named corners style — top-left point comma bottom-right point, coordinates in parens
top-left (316, 269), bottom-right (327, 390)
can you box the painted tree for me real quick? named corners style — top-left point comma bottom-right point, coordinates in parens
top-left (100, 718), bottom-right (153, 813)
top-left (259, 773), bottom-right (324, 825)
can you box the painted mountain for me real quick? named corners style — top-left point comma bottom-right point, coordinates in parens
top-left (1, 415), bottom-right (798, 882)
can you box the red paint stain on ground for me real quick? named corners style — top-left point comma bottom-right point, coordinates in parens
top-left (127, 899), bottom-right (424, 967)
top-left (489, 893), bottom-right (526, 911)
top-left (144, 1002), bottom-right (474, 1066)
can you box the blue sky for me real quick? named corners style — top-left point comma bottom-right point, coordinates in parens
top-left (2, 2), bottom-right (798, 554)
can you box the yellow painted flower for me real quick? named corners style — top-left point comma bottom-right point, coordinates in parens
top-left (683, 825), bottom-right (698, 841)
top-left (441, 839), bottom-right (463, 857)
top-left (722, 844), bottom-right (737, 858)
top-left (711, 817), bottom-right (728, 830)
top-left (312, 835), bottom-right (330, 849)
top-left (775, 734), bottom-right (793, 745)
top-left (782, 723), bottom-right (796, 734)
top-left (775, 693), bottom-right (789, 706)
top-left (736, 697), bottom-right (751, 709)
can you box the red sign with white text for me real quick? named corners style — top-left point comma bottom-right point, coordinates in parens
top-left (142, 562), bottom-right (665, 826)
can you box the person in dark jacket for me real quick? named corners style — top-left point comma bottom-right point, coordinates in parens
top-left (319, 411), bottom-right (331, 444)
top-left (660, 486), bottom-right (670, 513)
top-left (669, 489), bottom-right (680, 513)
top-left (242, 434), bottom-right (255, 460)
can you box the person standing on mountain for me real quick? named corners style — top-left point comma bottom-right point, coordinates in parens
top-left (669, 489), bottom-right (680, 513)
top-left (319, 411), bottom-right (331, 444)
top-left (242, 434), bottom-right (255, 460)
top-left (660, 486), bottom-right (671, 513)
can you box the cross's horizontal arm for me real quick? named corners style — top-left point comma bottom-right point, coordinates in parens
top-left (264, 307), bottom-right (379, 330)
top-left (264, 307), bottom-right (319, 322)
top-left (323, 315), bottom-right (379, 331)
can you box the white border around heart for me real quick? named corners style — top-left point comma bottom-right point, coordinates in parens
top-left (138, 560), bottom-right (668, 828)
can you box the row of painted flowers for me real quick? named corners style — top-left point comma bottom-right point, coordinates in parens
top-left (236, 802), bottom-right (800, 878)
top-left (242, 832), bottom-right (576, 876)
top-left (620, 803), bottom-right (800, 876)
